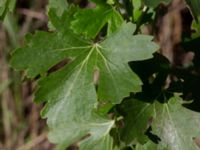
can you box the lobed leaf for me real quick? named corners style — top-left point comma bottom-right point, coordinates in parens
top-left (47, 0), bottom-right (68, 17)
top-left (10, 7), bottom-right (158, 149)
top-left (71, 0), bottom-right (123, 39)
top-left (152, 96), bottom-right (200, 150)
top-left (119, 99), bottom-right (154, 144)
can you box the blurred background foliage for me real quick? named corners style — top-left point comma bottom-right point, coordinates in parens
top-left (0, 1), bottom-right (54, 149)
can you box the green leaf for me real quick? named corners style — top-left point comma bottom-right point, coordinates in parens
top-left (11, 9), bottom-right (158, 149)
top-left (191, 21), bottom-right (200, 38)
top-left (152, 96), bottom-right (200, 150)
top-left (119, 99), bottom-right (154, 144)
top-left (46, 0), bottom-right (68, 30)
top-left (48, 6), bottom-right (77, 32)
top-left (186, 0), bottom-right (200, 22)
top-left (11, 21), bottom-right (157, 102)
top-left (135, 141), bottom-right (159, 150)
top-left (71, 0), bottom-right (123, 38)
top-left (0, 0), bottom-right (16, 20)
top-left (107, 0), bottom-right (115, 5)
top-left (36, 55), bottom-right (115, 150)
top-left (10, 7), bottom-right (86, 78)
top-left (117, 96), bottom-right (200, 149)
top-left (10, 30), bottom-right (88, 78)
top-left (132, 0), bottom-right (142, 22)
top-left (143, 0), bottom-right (171, 8)
top-left (185, 0), bottom-right (200, 22)
top-left (47, 0), bottom-right (68, 17)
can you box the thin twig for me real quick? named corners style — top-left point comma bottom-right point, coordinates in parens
top-left (17, 8), bottom-right (47, 20)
